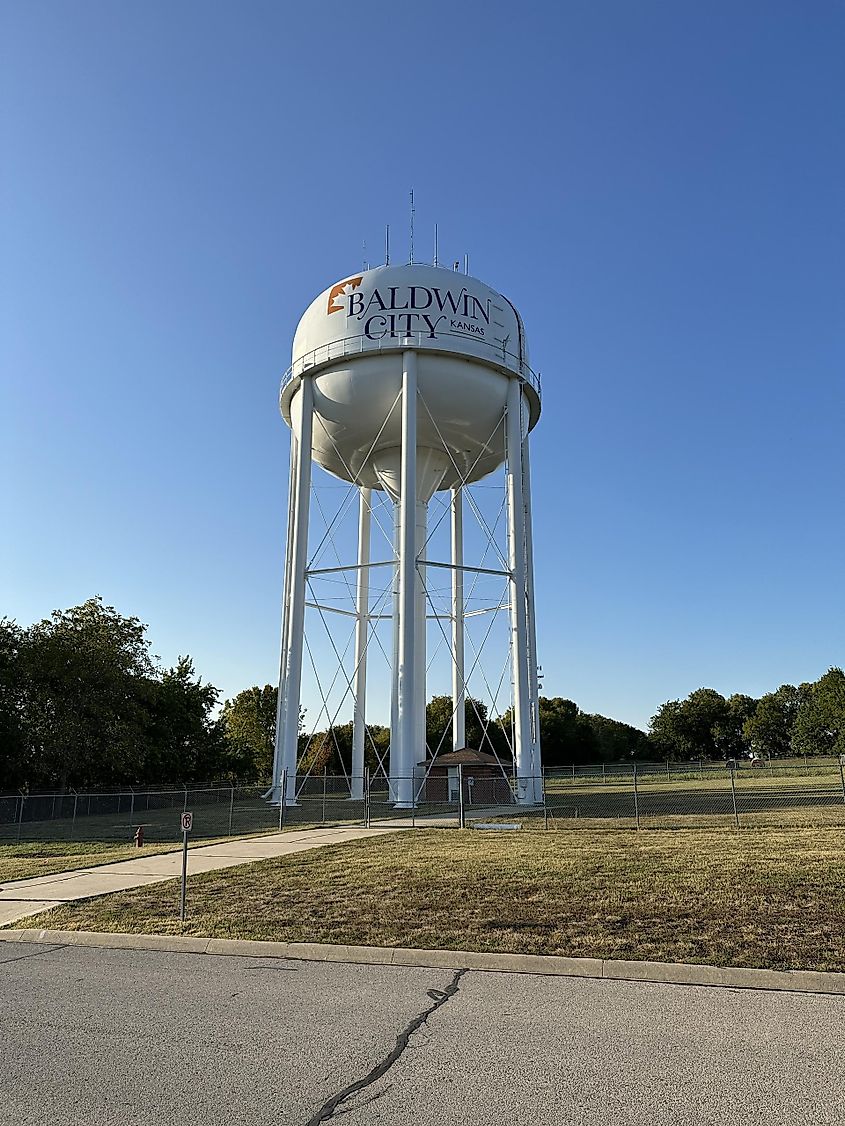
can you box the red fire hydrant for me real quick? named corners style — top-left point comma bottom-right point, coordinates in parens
top-left (133, 826), bottom-right (145, 848)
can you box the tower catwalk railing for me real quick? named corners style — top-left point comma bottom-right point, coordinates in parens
top-left (279, 331), bottom-right (542, 399)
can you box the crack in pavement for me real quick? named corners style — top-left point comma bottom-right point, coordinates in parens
top-left (304, 968), bottom-right (468, 1125)
top-left (245, 963), bottom-right (300, 972)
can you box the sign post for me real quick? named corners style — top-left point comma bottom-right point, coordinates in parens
top-left (179, 811), bottom-right (193, 921)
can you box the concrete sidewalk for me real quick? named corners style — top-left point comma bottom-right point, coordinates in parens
top-left (0, 826), bottom-right (400, 927)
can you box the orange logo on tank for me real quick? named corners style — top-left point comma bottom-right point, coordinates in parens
top-left (327, 275), bottom-right (363, 314)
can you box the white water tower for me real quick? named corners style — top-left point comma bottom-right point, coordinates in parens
top-left (271, 262), bottom-right (543, 806)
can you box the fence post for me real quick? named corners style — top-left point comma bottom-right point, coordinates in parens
top-left (16, 792), bottom-right (25, 843)
top-left (632, 763), bottom-right (640, 830)
top-left (458, 764), bottom-right (465, 829)
top-left (602, 763), bottom-right (606, 784)
top-left (571, 763), bottom-right (576, 782)
top-left (839, 756), bottom-right (845, 805)
top-left (365, 768), bottom-right (370, 828)
top-left (128, 787), bottom-right (135, 827)
top-left (666, 761), bottom-right (671, 782)
top-left (543, 771), bottom-right (549, 830)
top-left (729, 762), bottom-right (739, 829)
top-left (71, 791), bottom-right (78, 840)
top-left (411, 776), bottom-right (416, 829)
top-left (228, 785), bottom-right (235, 836)
top-left (183, 785), bottom-right (188, 812)
top-left (321, 768), bottom-right (327, 824)
top-left (279, 769), bottom-right (287, 830)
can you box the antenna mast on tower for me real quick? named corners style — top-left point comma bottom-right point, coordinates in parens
top-left (409, 189), bottom-right (415, 264)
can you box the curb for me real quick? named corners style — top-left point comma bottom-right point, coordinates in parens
top-left (2, 928), bottom-right (844, 995)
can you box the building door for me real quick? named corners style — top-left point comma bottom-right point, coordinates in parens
top-left (447, 767), bottom-right (459, 802)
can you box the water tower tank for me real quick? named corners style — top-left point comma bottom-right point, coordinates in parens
top-left (280, 264), bottom-right (541, 499)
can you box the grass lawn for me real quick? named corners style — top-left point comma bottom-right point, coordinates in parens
top-left (16, 828), bottom-right (845, 972)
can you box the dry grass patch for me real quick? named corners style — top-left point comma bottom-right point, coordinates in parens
top-left (17, 828), bottom-right (845, 972)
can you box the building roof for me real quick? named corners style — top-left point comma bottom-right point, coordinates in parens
top-left (425, 748), bottom-right (508, 767)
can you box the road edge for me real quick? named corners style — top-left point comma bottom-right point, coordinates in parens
top-left (1, 927), bottom-right (844, 994)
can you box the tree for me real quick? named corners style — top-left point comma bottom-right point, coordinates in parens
top-left (425, 695), bottom-right (506, 756)
top-left (743, 684), bottom-right (806, 757)
top-left (298, 720), bottom-right (390, 776)
top-left (299, 721), bottom-right (353, 774)
top-left (219, 684), bottom-right (278, 780)
top-left (712, 694), bottom-right (757, 759)
top-left (793, 668), bottom-right (845, 757)
top-left (649, 689), bottom-right (730, 760)
top-left (143, 656), bottom-right (229, 782)
top-left (584, 713), bottom-right (652, 761)
top-left (528, 697), bottom-right (597, 766)
top-left (0, 619), bottom-right (28, 790)
top-left (21, 597), bottom-right (156, 790)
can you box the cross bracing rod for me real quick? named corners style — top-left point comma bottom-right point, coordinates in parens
top-left (297, 570), bottom-right (397, 787)
top-left (422, 604), bottom-right (509, 621)
top-left (309, 389), bottom-right (403, 558)
top-left (416, 392), bottom-right (511, 571)
top-left (420, 576), bottom-right (514, 782)
top-left (306, 560), bottom-right (394, 577)
top-left (464, 602), bottom-right (510, 618)
top-left (419, 559), bottom-right (512, 578)
top-left (305, 608), bottom-right (393, 620)
top-left (304, 602), bottom-right (358, 619)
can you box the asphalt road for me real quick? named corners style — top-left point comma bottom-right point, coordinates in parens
top-left (2, 941), bottom-right (843, 1125)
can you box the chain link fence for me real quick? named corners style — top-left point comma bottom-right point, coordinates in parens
top-left (541, 757), bottom-right (845, 830)
top-left (0, 783), bottom-right (280, 844)
top-left (2, 757), bottom-right (844, 843)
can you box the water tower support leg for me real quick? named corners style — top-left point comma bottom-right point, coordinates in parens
top-left (393, 347), bottom-right (418, 807)
top-left (415, 500), bottom-right (428, 785)
top-left (271, 435), bottom-right (299, 804)
top-left (451, 488), bottom-right (466, 752)
top-left (389, 502), bottom-right (400, 800)
top-left (280, 375), bottom-right (314, 805)
top-left (506, 379), bottom-right (534, 805)
top-left (522, 432), bottom-right (543, 802)
top-left (351, 488), bottom-right (371, 801)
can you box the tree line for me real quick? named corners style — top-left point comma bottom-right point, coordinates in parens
top-left (1, 597), bottom-right (842, 792)
top-left (0, 598), bottom-right (253, 792)
top-left (649, 673), bottom-right (845, 761)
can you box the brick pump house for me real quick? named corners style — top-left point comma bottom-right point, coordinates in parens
top-left (422, 749), bottom-right (514, 805)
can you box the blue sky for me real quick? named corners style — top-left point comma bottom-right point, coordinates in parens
top-left (2, 1), bottom-right (843, 731)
